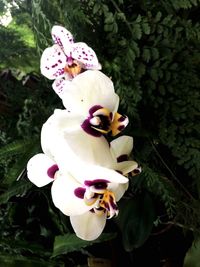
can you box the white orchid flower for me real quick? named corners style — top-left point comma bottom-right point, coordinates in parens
top-left (27, 132), bottom-right (139, 241)
top-left (51, 135), bottom-right (140, 241)
top-left (40, 25), bottom-right (101, 92)
top-left (50, 70), bottom-right (129, 138)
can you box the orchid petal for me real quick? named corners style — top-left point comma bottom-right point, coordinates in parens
top-left (51, 25), bottom-right (74, 56)
top-left (52, 78), bottom-right (72, 97)
top-left (41, 109), bottom-right (82, 159)
top-left (51, 173), bottom-right (94, 216)
top-left (60, 129), bottom-right (113, 166)
top-left (115, 161), bottom-right (139, 175)
top-left (27, 153), bottom-right (57, 187)
top-left (110, 136), bottom-right (133, 160)
top-left (70, 211), bottom-right (107, 241)
top-left (40, 44), bottom-right (66, 80)
top-left (108, 182), bottom-right (129, 202)
top-left (71, 42), bottom-right (101, 70)
top-left (61, 70), bottom-right (119, 116)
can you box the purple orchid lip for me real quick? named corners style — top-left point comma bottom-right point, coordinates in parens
top-left (47, 164), bottom-right (59, 179)
top-left (89, 105), bottom-right (103, 116)
top-left (81, 119), bottom-right (102, 137)
top-left (81, 105), bottom-right (104, 137)
top-left (81, 105), bottom-right (111, 137)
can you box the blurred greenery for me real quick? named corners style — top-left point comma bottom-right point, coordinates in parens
top-left (0, 0), bottom-right (200, 266)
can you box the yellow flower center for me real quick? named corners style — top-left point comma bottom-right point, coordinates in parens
top-left (64, 60), bottom-right (82, 77)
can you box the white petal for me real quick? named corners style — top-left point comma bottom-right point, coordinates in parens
top-left (41, 109), bottom-right (82, 159)
top-left (60, 129), bottom-right (113, 166)
top-left (40, 44), bottom-right (66, 80)
top-left (51, 173), bottom-right (93, 216)
top-left (27, 153), bottom-right (56, 187)
top-left (68, 163), bottom-right (129, 185)
top-left (51, 25), bottom-right (74, 56)
top-left (61, 70), bottom-right (119, 116)
top-left (70, 211), bottom-right (107, 241)
top-left (110, 135), bottom-right (133, 160)
top-left (108, 182), bottom-right (129, 202)
top-left (115, 161), bottom-right (138, 175)
top-left (71, 42), bottom-right (101, 70)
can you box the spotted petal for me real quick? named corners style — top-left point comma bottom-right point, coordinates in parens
top-left (61, 70), bottom-right (119, 116)
top-left (52, 79), bottom-right (72, 97)
top-left (51, 172), bottom-right (96, 216)
top-left (27, 153), bottom-right (57, 187)
top-left (51, 25), bottom-right (74, 56)
top-left (70, 211), bottom-right (107, 241)
top-left (71, 42), bottom-right (101, 70)
top-left (40, 44), bottom-right (66, 80)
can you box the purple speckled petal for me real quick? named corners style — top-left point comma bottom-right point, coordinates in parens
top-left (51, 25), bottom-right (74, 55)
top-left (40, 44), bottom-right (67, 80)
top-left (47, 164), bottom-right (59, 178)
top-left (71, 42), bottom-right (101, 70)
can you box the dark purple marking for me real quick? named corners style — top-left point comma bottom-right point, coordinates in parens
top-left (118, 115), bottom-right (127, 122)
top-left (74, 187), bottom-right (86, 199)
top-left (133, 167), bottom-right (141, 174)
top-left (117, 154), bottom-right (128, 162)
top-left (90, 209), bottom-right (95, 213)
top-left (47, 164), bottom-right (59, 179)
top-left (103, 201), bottom-right (110, 210)
top-left (89, 105), bottom-right (103, 116)
top-left (110, 198), bottom-right (118, 210)
top-left (109, 112), bottom-right (113, 120)
top-left (81, 119), bottom-right (102, 137)
top-left (84, 179), bottom-right (109, 187)
top-left (52, 63), bottom-right (58, 68)
top-left (118, 125), bottom-right (125, 131)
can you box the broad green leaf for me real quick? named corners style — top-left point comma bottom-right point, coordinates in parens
top-left (116, 191), bottom-right (156, 251)
top-left (52, 232), bottom-right (117, 257)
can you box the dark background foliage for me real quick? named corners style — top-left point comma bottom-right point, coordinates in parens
top-left (0, 0), bottom-right (200, 266)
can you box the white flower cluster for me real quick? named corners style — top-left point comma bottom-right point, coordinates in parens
top-left (27, 26), bottom-right (140, 241)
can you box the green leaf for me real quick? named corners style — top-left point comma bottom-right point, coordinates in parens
top-left (104, 12), bottom-right (114, 24)
top-left (52, 232), bottom-right (117, 257)
top-left (132, 23), bottom-right (142, 40)
top-left (142, 48), bottom-right (151, 62)
top-left (116, 191), bottom-right (156, 251)
top-left (0, 140), bottom-right (33, 158)
top-left (0, 180), bottom-right (33, 204)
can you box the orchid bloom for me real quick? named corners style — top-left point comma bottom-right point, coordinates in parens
top-left (50, 70), bottom-right (129, 138)
top-left (40, 25), bottom-right (101, 89)
top-left (27, 132), bottom-right (140, 241)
